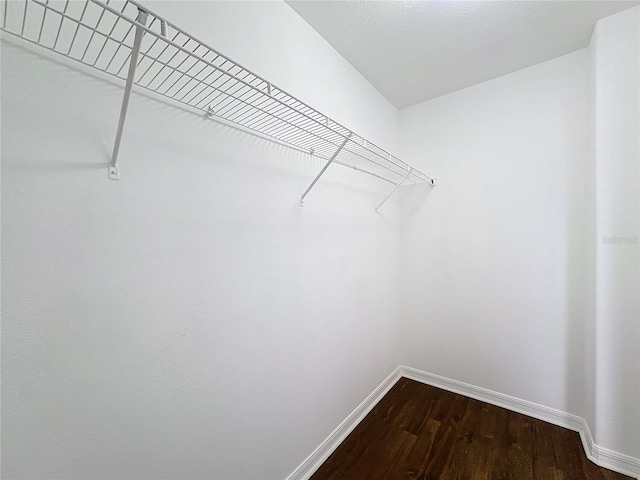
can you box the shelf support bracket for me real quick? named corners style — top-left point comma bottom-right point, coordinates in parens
top-left (300, 134), bottom-right (351, 206)
top-left (108, 8), bottom-right (148, 180)
top-left (375, 168), bottom-right (412, 212)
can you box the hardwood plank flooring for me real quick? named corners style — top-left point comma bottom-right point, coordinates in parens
top-left (310, 378), bottom-right (634, 480)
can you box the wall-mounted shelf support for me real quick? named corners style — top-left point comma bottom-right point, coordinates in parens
top-left (375, 168), bottom-right (412, 212)
top-left (300, 134), bottom-right (351, 206)
top-left (108, 7), bottom-right (147, 180)
top-left (1, 0), bottom-right (435, 203)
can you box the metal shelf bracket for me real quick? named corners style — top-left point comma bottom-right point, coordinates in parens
top-left (375, 167), bottom-right (412, 212)
top-left (1, 0), bottom-right (435, 196)
top-left (300, 134), bottom-right (351, 206)
top-left (108, 7), bottom-right (148, 180)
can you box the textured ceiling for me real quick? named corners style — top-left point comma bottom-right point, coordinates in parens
top-left (287, 1), bottom-right (639, 109)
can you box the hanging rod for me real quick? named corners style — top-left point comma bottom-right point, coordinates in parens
top-left (1, 0), bottom-right (436, 204)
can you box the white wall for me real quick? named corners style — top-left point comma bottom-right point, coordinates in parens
top-left (0, 2), bottom-right (402, 479)
top-left (3, 1), bottom-right (639, 478)
top-left (398, 49), bottom-right (592, 415)
top-left (148, 1), bottom-right (400, 155)
top-left (398, 5), bottom-right (640, 463)
top-left (591, 6), bottom-right (640, 458)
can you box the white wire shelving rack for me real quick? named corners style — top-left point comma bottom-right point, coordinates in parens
top-left (1, 0), bottom-right (435, 209)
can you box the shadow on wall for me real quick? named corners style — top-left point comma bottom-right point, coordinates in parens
top-left (399, 182), bottom-right (436, 218)
top-left (2, 39), bottom-right (398, 205)
top-left (562, 95), bottom-right (594, 424)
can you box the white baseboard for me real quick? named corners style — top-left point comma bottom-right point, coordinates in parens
top-left (400, 365), bottom-right (640, 480)
top-left (585, 420), bottom-right (640, 480)
top-left (576, 417), bottom-right (640, 479)
top-left (400, 365), bottom-right (585, 430)
top-left (285, 367), bottom-right (402, 480)
top-left (285, 365), bottom-right (640, 480)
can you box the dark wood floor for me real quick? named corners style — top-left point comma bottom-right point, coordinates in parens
top-left (310, 378), bottom-right (634, 480)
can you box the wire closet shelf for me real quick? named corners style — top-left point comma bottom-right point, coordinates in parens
top-left (1, 0), bottom-right (435, 206)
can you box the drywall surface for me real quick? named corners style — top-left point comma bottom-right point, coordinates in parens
top-left (0, 2), bottom-right (402, 479)
top-left (146, 0), bottom-right (400, 155)
top-left (592, 6), bottom-right (640, 458)
top-left (582, 28), bottom-right (599, 452)
top-left (399, 6), bottom-right (640, 462)
top-left (287, 0), bottom-right (637, 109)
top-left (398, 49), bottom-right (592, 417)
